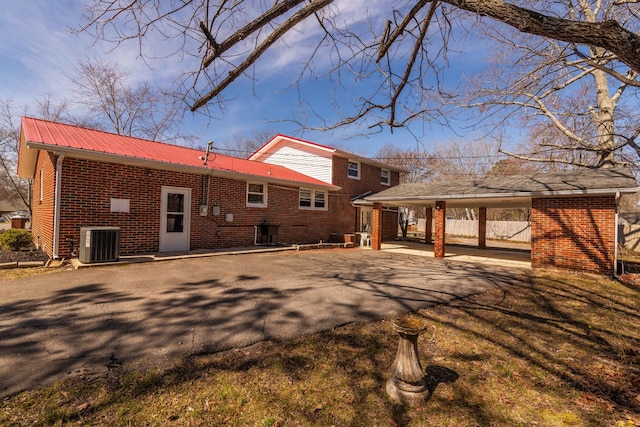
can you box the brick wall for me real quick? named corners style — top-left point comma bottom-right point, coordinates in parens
top-left (382, 210), bottom-right (398, 241)
top-left (31, 152), bottom-right (56, 255)
top-left (331, 156), bottom-right (400, 235)
top-left (45, 157), bottom-right (356, 258)
top-left (531, 195), bottom-right (616, 275)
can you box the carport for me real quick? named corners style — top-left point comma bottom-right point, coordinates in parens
top-left (366, 167), bottom-right (639, 275)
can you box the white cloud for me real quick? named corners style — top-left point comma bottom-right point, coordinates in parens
top-left (0, 0), bottom-right (195, 106)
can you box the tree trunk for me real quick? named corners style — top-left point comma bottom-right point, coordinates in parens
top-left (591, 50), bottom-right (617, 168)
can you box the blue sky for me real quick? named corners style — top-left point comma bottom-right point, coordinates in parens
top-left (0, 1), bottom-right (498, 157)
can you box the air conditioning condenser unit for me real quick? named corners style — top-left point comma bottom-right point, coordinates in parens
top-left (79, 227), bottom-right (120, 263)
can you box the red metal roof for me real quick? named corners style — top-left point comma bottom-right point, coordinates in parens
top-left (20, 117), bottom-right (338, 189)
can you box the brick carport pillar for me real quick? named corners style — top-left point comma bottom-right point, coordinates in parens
top-left (424, 207), bottom-right (433, 244)
top-left (478, 207), bottom-right (487, 250)
top-left (372, 202), bottom-right (383, 250)
top-left (434, 201), bottom-right (446, 258)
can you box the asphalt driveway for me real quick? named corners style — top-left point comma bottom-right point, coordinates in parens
top-left (0, 249), bottom-right (528, 397)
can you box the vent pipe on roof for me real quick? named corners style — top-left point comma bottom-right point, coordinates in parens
top-left (52, 153), bottom-right (65, 259)
top-left (199, 141), bottom-right (215, 165)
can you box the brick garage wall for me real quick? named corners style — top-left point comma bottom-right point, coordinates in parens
top-left (531, 195), bottom-right (616, 275)
top-left (54, 157), bottom-right (341, 257)
top-left (31, 152), bottom-right (57, 256)
top-left (332, 156), bottom-right (400, 234)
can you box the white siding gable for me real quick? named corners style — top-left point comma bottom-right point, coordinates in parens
top-left (259, 140), bottom-right (333, 184)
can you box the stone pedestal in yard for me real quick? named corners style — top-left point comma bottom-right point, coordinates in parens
top-left (386, 315), bottom-right (430, 406)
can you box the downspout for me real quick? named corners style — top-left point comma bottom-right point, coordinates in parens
top-left (52, 153), bottom-right (65, 259)
top-left (614, 191), bottom-right (621, 278)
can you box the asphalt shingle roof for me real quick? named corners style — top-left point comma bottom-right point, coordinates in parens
top-left (368, 167), bottom-right (639, 202)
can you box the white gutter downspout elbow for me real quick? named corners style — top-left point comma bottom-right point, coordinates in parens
top-left (52, 153), bottom-right (65, 259)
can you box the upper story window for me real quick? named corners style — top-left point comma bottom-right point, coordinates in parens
top-left (299, 188), bottom-right (328, 210)
top-left (247, 182), bottom-right (267, 207)
top-left (381, 169), bottom-right (390, 186)
top-left (347, 160), bottom-right (360, 179)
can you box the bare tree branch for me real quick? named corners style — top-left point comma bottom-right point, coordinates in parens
top-left (192, 0), bottom-right (334, 110)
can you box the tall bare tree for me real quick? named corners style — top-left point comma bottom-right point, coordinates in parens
top-left (214, 129), bottom-right (277, 158)
top-left (457, 1), bottom-right (640, 170)
top-left (0, 99), bottom-right (28, 209)
top-left (375, 143), bottom-right (434, 184)
top-left (0, 96), bottom-right (77, 211)
top-left (70, 58), bottom-right (190, 143)
top-left (2, 58), bottom-right (197, 213)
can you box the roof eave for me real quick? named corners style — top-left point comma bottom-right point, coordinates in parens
top-left (367, 187), bottom-right (640, 203)
top-left (17, 128), bottom-right (38, 179)
top-left (333, 149), bottom-right (409, 173)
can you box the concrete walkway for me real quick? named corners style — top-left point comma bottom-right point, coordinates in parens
top-left (0, 248), bottom-right (530, 398)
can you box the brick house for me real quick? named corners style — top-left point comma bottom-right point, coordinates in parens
top-left (248, 135), bottom-right (405, 242)
top-left (17, 117), bottom-right (403, 259)
top-left (366, 168), bottom-right (639, 275)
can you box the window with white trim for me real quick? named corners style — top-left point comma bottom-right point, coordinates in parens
top-left (347, 160), bottom-right (360, 179)
top-left (299, 188), bottom-right (328, 210)
top-left (247, 182), bottom-right (267, 207)
top-left (381, 169), bottom-right (390, 186)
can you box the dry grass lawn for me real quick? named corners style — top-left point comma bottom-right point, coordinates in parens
top-left (1, 269), bottom-right (639, 426)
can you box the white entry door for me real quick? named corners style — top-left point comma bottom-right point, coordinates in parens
top-left (160, 186), bottom-right (191, 252)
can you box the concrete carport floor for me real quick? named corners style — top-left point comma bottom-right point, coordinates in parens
top-left (380, 238), bottom-right (531, 269)
top-left (0, 248), bottom-right (529, 398)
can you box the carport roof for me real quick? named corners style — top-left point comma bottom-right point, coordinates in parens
top-left (365, 167), bottom-right (640, 208)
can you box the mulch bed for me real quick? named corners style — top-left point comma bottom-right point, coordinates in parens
top-left (0, 247), bottom-right (50, 264)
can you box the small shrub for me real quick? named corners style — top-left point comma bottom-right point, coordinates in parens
top-left (0, 229), bottom-right (33, 251)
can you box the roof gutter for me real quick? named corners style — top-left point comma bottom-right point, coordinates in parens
top-left (52, 152), bottom-right (65, 259)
